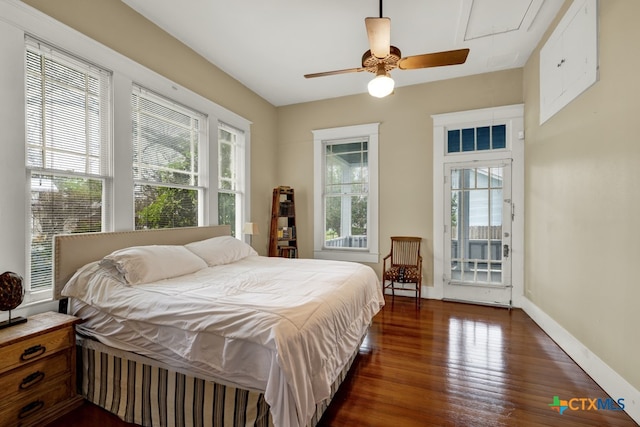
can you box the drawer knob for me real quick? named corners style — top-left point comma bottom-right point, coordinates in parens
top-left (19, 370), bottom-right (45, 389)
top-left (18, 400), bottom-right (45, 419)
top-left (20, 344), bottom-right (46, 361)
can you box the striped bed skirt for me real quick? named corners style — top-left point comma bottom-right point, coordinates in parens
top-left (78, 338), bottom-right (357, 427)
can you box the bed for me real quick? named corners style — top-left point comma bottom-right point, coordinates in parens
top-left (53, 225), bottom-right (384, 427)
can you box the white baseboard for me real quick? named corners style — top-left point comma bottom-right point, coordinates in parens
top-left (521, 297), bottom-right (640, 424)
top-left (383, 285), bottom-right (442, 299)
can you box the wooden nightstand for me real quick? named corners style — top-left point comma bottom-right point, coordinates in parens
top-left (0, 311), bottom-right (84, 427)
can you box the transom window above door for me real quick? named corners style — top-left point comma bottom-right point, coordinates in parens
top-left (447, 124), bottom-right (506, 154)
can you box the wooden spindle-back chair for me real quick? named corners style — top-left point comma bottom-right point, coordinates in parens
top-left (382, 236), bottom-right (422, 306)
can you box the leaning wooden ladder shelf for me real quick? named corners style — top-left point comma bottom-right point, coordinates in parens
top-left (269, 186), bottom-right (298, 257)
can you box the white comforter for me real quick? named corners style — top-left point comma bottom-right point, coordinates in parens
top-left (62, 255), bottom-right (384, 427)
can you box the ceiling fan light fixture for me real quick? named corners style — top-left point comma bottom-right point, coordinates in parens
top-left (368, 64), bottom-right (394, 98)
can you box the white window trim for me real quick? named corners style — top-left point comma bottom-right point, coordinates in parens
top-left (0, 0), bottom-right (252, 310)
top-left (431, 104), bottom-right (525, 306)
top-left (312, 123), bottom-right (379, 263)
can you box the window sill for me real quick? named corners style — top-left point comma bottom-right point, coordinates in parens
top-left (21, 289), bottom-right (53, 306)
top-left (1, 291), bottom-right (58, 323)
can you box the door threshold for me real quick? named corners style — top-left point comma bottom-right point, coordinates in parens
top-left (442, 297), bottom-right (513, 310)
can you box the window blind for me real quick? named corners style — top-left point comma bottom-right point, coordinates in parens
top-left (218, 122), bottom-right (243, 191)
top-left (218, 122), bottom-right (245, 237)
top-left (132, 85), bottom-right (206, 229)
top-left (25, 36), bottom-right (111, 291)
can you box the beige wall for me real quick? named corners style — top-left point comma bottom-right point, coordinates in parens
top-left (276, 69), bottom-right (523, 278)
top-left (524, 0), bottom-right (640, 390)
top-left (22, 0), bottom-right (279, 254)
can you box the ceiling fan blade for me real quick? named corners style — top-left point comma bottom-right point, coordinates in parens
top-left (304, 67), bottom-right (366, 79)
top-left (398, 48), bottom-right (470, 70)
top-left (365, 17), bottom-right (391, 59)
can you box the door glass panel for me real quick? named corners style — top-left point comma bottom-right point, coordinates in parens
top-left (450, 166), bottom-right (504, 285)
top-left (464, 168), bottom-right (475, 188)
top-left (451, 169), bottom-right (460, 189)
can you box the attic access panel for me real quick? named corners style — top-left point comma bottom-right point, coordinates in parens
top-left (539, 0), bottom-right (598, 124)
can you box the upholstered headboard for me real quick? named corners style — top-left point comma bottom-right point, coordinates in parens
top-left (53, 225), bottom-right (231, 300)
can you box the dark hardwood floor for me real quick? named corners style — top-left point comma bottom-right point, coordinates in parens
top-left (46, 297), bottom-right (637, 427)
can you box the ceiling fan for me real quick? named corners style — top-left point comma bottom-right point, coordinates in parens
top-left (304, 0), bottom-right (470, 98)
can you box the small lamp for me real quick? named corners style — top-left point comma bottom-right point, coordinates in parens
top-left (243, 222), bottom-right (260, 247)
top-left (0, 271), bottom-right (27, 330)
top-left (368, 63), bottom-right (395, 98)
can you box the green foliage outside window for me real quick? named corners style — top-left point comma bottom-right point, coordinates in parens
top-left (325, 195), bottom-right (367, 239)
top-left (135, 185), bottom-right (197, 229)
top-left (133, 117), bottom-right (199, 229)
top-left (30, 175), bottom-right (103, 288)
top-left (217, 192), bottom-right (236, 237)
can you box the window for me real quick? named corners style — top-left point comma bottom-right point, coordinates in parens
top-left (217, 123), bottom-right (245, 237)
top-left (25, 37), bottom-right (111, 297)
top-left (324, 141), bottom-right (368, 245)
top-left (447, 125), bottom-right (506, 153)
top-left (4, 3), bottom-right (252, 309)
top-left (131, 86), bottom-right (206, 230)
top-left (313, 123), bottom-right (379, 263)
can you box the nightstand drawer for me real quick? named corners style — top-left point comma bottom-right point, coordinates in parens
top-left (0, 350), bottom-right (71, 403)
top-left (0, 312), bottom-right (81, 427)
top-left (0, 378), bottom-right (71, 427)
top-left (0, 327), bottom-right (73, 375)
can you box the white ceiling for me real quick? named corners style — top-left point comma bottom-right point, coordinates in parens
top-left (121, 0), bottom-right (564, 107)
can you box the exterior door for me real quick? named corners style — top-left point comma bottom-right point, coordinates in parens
top-left (444, 161), bottom-right (513, 306)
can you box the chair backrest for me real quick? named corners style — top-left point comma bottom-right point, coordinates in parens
top-left (390, 236), bottom-right (422, 267)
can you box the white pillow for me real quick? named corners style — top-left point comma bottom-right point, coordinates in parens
top-left (185, 235), bottom-right (257, 266)
top-left (61, 261), bottom-right (103, 299)
top-left (101, 245), bottom-right (207, 285)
